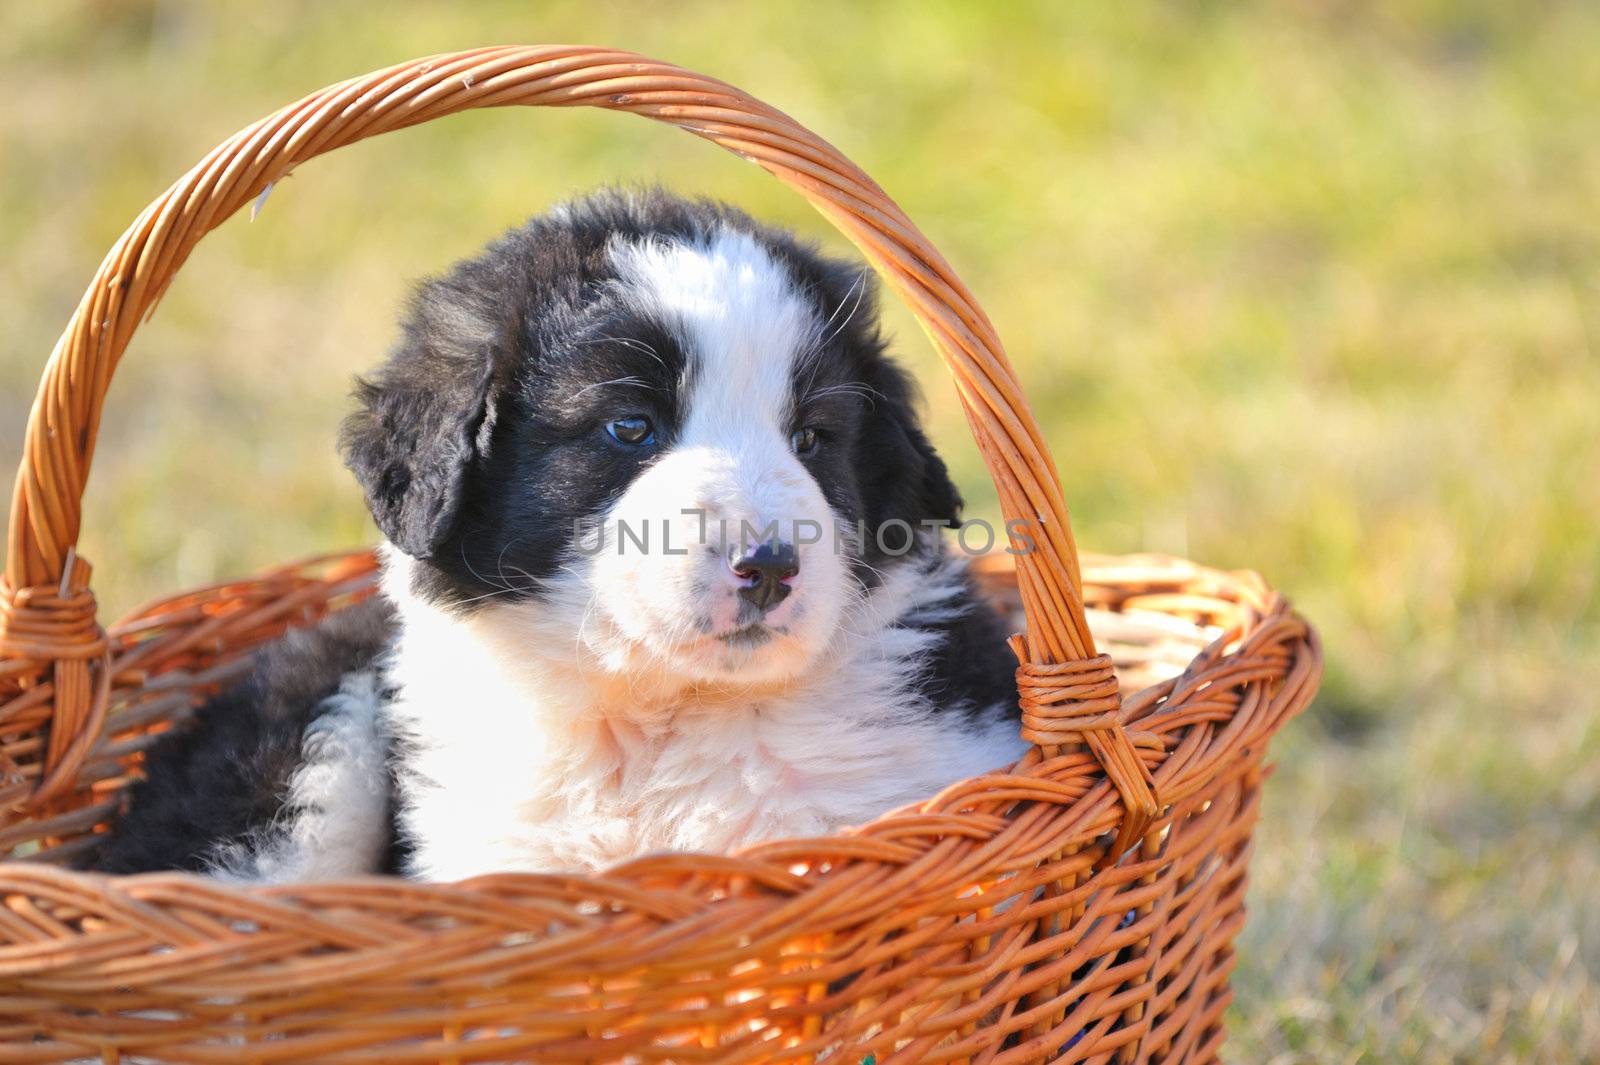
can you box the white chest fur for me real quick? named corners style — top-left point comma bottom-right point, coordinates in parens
top-left (381, 551), bottom-right (1026, 880)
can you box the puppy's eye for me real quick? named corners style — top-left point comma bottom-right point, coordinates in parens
top-left (606, 416), bottom-right (656, 447)
top-left (790, 426), bottom-right (819, 455)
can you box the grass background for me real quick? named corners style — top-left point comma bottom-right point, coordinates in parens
top-left (3, 2), bottom-right (1597, 1060)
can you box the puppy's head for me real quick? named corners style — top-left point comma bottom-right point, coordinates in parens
top-left (342, 189), bottom-right (961, 689)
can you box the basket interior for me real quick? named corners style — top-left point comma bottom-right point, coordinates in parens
top-left (1, 549), bottom-right (1226, 867)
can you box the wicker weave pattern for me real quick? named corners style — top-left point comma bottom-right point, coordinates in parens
top-left (0, 552), bottom-right (1314, 1062)
top-left (0, 47), bottom-right (1322, 1063)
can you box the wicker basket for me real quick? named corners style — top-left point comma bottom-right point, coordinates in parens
top-left (0, 47), bottom-right (1322, 1064)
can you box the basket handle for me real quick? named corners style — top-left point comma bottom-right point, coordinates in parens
top-left (1, 46), bottom-right (1158, 844)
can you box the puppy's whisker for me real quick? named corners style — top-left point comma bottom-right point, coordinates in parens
top-left (797, 269), bottom-right (872, 410)
top-left (567, 375), bottom-right (657, 401)
top-left (460, 541), bottom-right (536, 597)
top-left (576, 335), bottom-right (670, 373)
top-left (805, 382), bottom-right (884, 410)
top-left (793, 270), bottom-right (868, 398)
top-left (810, 269), bottom-right (868, 353)
top-left (449, 585), bottom-right (534, 608)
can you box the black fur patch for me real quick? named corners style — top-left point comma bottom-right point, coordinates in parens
top-left (902, 568), bottom-right (1023, 727)
top-left (91, 598), bottom-right (403, 875)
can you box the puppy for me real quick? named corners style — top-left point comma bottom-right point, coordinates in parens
top-left (94, 189), bottom-right (1027, 882)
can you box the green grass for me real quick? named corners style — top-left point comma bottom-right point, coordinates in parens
top-left (3, 2), bottom-right (1597, 1060)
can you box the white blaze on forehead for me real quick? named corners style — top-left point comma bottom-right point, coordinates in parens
top-left (608, 229), bottom-right (819, 447)
top-left (599, 226), bottom-right (843, 658)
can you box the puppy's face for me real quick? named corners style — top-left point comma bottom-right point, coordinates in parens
top-left (343, 191), bottom-right (961, 690)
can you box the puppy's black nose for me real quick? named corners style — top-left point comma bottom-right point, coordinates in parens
top-left (731, 540), bottom-right (799, 612)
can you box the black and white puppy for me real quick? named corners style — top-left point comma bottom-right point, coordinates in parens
top-left (95, 189), bottom-right (1026, 882)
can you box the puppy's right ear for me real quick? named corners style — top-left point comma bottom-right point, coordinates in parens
top-left (339, 299), bottom-right (501, 560)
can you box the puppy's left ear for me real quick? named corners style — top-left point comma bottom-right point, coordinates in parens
top-left (339, 326), bottom-right (500, 560)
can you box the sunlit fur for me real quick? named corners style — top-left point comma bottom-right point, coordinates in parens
top-left (386, 547), bottom-right (1023, 879)
top-left (95, 189), bottom-right (1025, 883)
top-left (207, 670), bottom-right (390, 882)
